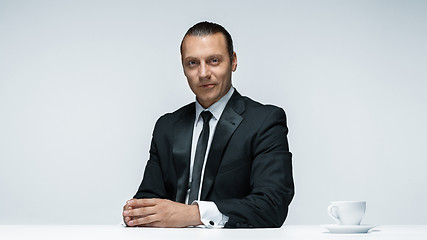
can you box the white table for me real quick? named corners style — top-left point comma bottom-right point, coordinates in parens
top-left (1, 225), bottom-right (426, 240)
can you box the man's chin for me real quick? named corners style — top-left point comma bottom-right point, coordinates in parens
top-left (197, 96), bottom-right (220, 108)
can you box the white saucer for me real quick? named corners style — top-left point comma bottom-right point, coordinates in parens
top-left (323, 224), bottom-right (377, 234)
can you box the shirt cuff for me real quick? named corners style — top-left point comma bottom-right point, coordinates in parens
top-left (192, 200), bottom-right (229, 228)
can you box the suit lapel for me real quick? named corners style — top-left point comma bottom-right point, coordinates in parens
top-left (201, 91), bottom-right (245, 200)
top-left (173, 104), bottom-right (195, 203)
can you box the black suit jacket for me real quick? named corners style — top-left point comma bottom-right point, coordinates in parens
top-left (134, 90), bottom-right (294, 228)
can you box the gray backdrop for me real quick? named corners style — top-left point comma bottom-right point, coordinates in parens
top-left (1, 0), bottom-right (426, 225)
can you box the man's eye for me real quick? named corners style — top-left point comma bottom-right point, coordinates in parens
top-left (188, 61), bottom-right (197, 66)
top-left (211, 59), bottom-right (219, 64)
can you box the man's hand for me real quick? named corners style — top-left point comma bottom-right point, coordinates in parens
top-left (122, 198), bottom-right (203, 228)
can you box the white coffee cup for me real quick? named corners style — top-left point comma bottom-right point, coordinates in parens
top-left (328, 201), bottom-right (366, 225)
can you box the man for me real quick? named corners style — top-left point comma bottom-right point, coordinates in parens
top-left (123, 21), bottom-right (294, 228)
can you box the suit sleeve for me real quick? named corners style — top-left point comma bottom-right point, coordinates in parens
top-left (215, 107), bottom-right (294, 228)
top-left (133, 116), bottom-right (170, 200)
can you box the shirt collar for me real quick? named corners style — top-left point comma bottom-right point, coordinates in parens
top-left (195, 87), bottom-right (235, 124)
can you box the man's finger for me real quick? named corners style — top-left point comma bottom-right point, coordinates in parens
top-left (124, 216), bottom-right (132, 225)
top-left (123, 199), bottom-right (134, 210)
top-left (128, 214), bottom-right (159, 227)
top-left (127, 198), bottom-right (159, 208)
top-left (123, 206), bottom-right (156, 217)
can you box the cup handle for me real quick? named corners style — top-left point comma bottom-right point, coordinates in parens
top-left (328, 205), bottom-right (341, 224)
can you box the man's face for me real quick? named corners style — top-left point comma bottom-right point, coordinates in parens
top-left (181, 33), bottom-right (237, 108)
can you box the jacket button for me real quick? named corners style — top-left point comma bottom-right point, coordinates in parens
top-left (209, 221), bottom-right (214, 226)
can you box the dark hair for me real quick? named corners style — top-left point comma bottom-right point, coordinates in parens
top-left (180, 21), bottom-right (234, 60)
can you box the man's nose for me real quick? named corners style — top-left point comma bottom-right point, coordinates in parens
top-left (199, 62), bottom-right (211, 79)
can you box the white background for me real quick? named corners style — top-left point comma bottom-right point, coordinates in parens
top-left (1, 0), bottom-right (426, 225)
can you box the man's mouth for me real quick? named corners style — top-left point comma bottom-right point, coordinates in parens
top-left (201, 84), bottom-right (215, 88)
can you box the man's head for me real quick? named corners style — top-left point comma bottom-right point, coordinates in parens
top-left (180, 21), bottom-right (234, 61)
top-left (180, 21), bottom-right (237, 108)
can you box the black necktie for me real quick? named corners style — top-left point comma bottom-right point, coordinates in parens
top-left (188, 110), bottom-right (213, 203)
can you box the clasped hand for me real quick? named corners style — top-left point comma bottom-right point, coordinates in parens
top-left (123, 198), bottom-right (202, 228)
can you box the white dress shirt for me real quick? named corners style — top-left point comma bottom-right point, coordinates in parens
top-left (186, 87), bottom-right (235, 228)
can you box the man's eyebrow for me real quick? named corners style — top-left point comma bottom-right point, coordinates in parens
top-left (183, 54), bottom-right (224, 61)
top-left (183, 56), bottom-right (197, 61)
top-left (207, 54), bottom-right (224, 59)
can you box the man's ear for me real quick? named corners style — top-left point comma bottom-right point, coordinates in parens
top-left (231, 52), bottom-right (237, 72)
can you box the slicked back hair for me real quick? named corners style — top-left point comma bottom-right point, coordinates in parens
top-left (180, 21), bottom-right (234, 60)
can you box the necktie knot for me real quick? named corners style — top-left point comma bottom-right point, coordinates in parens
top-left (201, 111), bottom-right (213, 125)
